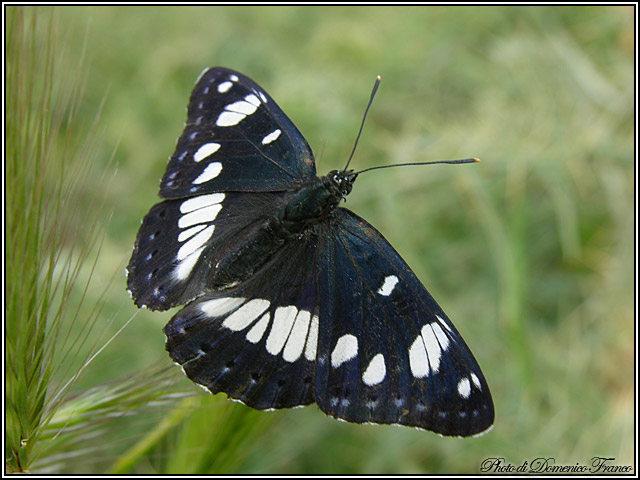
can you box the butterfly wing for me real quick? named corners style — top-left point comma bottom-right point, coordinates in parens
top-left (314, 208), bottom-right (494, 437)
top-left (163, 206), bottom-right (493, 436)
top-left (160, 66), bottom-right (316, 198)
top-left (127, 67), bottom-right (318, 310)
top-left (163, 232), bottom-right (322, 409)
top-left (127, 191), bottom-right (293, 310)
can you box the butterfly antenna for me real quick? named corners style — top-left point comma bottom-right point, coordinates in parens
top-left (343, 75), bottom-right (381, 172)
top-left (355, 158), bottom-right (480, 175)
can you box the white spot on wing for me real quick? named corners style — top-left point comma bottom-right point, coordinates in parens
top-left (192, 162), bottom-right (222, 184)
top-left (217, 81), bottom-right (233, 93)
top-left (436, 314), bottom-right (453, 332)
top-left (216, 111), bottom-right (245, 127)
top-left (432, 323), bottom-right (450, 350)
top-left (421, 324), bottom-right (442, 374)
top-left (331, 334), bottom-right (358, 368)
top-left (246, 312), bottom-right (270, 343)
top-left (362, 353), bottom-right (386, 386)
top-left (377, 275), bottom-right (399, 296)
top-left (409, 334), bottom-right (429, 378)
top-left (180, 193), bottom-right (224, 213)
top-left (458, 377), bottom-right (471, 398)
top-left (173, 246), bottom-right (204, 280)
top-left (226, 97), bottom-right (259, 115)
top-left (199, 297), bottom-right (245, 318)
top-left (178, 204), bottom-right (222, 228)
top-left (176, 225), bottom-right (214, 260)
top-left (304, 315), bottom-right (319, 361)
top-left (193, 143), bottom-right (221, 162)
top-left (283, 310), bottom-right (311, 362)
top-left (409, 321), bottom-right (450, 378)
top-left (261, 129), bottom-right (282, 145)
top-left (216, 94), bottom-right (260, 126)
top-left (266, 306), bottom-right (298, 356)
top-left (470, 372), bottom-right (481, 390)
top-left (243, 94), bottom-right (261, 107)
top-left (229, 74), bottom-right (239, 82)
top-left (177, 224), bottom-right (207, 243)
top-left (222, 299), bottom-right (270, 331)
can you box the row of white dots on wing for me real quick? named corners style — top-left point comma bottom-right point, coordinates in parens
top-left (330, 335), bottom-right (387, 387)
top-left (193, 143), bottom-right (220, 162)
top-left (202, 297), bottom-right (319, 364)
top-left (193, 113), bottom-right (272, 186)
top-left (192, 282), bottom-right (476, 399)
top-left (457, 373), bottom-right (482, 398)
top-left (216, 94), bottom-right (261, 127)
top-left (172, 193), bottom-right (224, 281)
top-left (408, 316), bottom-right (454, 378)
top-left (200, 72), bottom-right (238, 95)
top-left (187, 128), bottom-right (279, 186)
top-left (179, 74), bottom-right (281, 187)
top-left (187, 143), bottom-right (223, 185)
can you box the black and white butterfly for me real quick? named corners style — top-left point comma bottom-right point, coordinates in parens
top-left (126, 67), bottom-right (494, 437)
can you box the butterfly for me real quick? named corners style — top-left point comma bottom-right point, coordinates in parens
top-left (126, 67), bottom-right (494, 437)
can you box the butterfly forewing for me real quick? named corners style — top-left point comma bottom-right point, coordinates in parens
top-left (160, 67), bottom-right (316, 198)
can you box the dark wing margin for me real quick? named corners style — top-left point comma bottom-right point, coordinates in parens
top-left (313, 208), bottom-right (494, 437)
top-left (159, 67), bottom-right (316, 197)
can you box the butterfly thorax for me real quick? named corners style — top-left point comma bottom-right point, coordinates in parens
top-left (280, 170), bottom-right (357, 231)
top-left (208, 170), bottom-right (357, 291)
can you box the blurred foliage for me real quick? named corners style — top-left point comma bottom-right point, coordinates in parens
top-left (7, 5), bottom-right (634, 474)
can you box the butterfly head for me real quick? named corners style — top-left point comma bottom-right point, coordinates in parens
top-left (326, 169), bottom-right (358, 198)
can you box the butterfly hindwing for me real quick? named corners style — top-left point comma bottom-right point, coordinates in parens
top-left (160, 67), bottom-right (316, 198)
top-left (164, 233), bottom-right (322, 409)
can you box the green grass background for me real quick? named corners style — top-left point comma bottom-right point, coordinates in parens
top-left (7, 5), bottom-right (634, 474)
